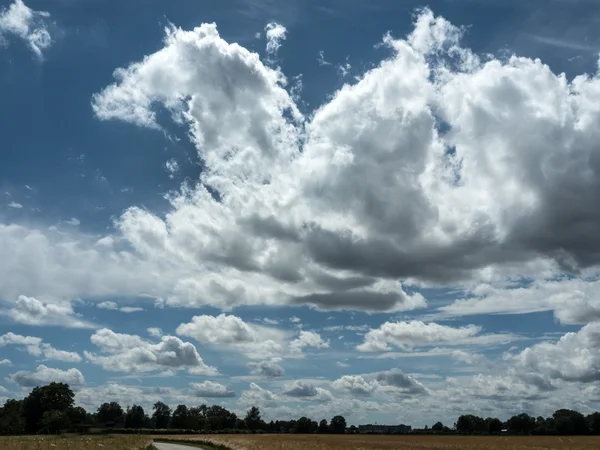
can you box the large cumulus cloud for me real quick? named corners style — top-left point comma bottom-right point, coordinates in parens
top-left (0, 7), bottom-right (599, 318)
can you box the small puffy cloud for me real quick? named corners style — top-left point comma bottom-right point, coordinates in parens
top-left (7, 364), bottom-right (84, 387)
top-left (357, 321), bottom-right (485, 352)
top-left (8, 201), bottom-right (22, 209)
top-left (177, 314), bottom-right (287, 360)
top-left (0, 0), bottom-right (53, 58)
top-left (282, 381), bottom-right (333, 402)
top-left (190, 381), bottom-right (235, 398)
top-left (374, 369), bottom-right (429, 395)
top-left (290, 330), bottom-right (329, 354)
top-left (64, 218), bottom-right (80, 226)
top-left (86, 328), bottom-right (217, 375)
top-left (42, 343), bottom-right (82, 363)
top-left (332, 375), bottom-right (376, 397)
top-left (0, 359), bottom-right (12, 365)
top-left (3, 295), bottom-right (94, 328)
top-left (0, 332), bottom-right (42, 355)
top-left (264, 22), bottom-right (286, 57)
top-left (248, 358), bottom-right (285, 378)
top-left (165, 159), bottom-right (179, 179)
top-left (147, 327), bottom-right (163, 338)
top-left (239, 382), bottom-right (279, 407)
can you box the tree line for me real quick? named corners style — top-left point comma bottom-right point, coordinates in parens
top-left (2, 382), bottom-right (600, 436)
top-left (452, 411), bottom-right (600, 435)
top-left (0, 382), bottom-right (348, 435)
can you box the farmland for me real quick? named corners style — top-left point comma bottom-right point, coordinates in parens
top-left (154, 434), bottom-right (600, 450)
top-left (0, 434), bottom-right (151, 450)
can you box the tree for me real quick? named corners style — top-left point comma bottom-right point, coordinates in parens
top-left (432, 421), bottom-right (444, 432)
top-left (40, 410), bottom-right (68, 434)
top-left (507, 413), bottom-right (536, 435)
top-left (96, 402), bottom-right (124, 426)
top-left (318, 419), bottom-right (329, 433)
top-left (170, 404), bottom-right (189, 429)
top-left (0, 399), bottom-right (25, 435)
top-left (296, 416), bottom-right (311, 433)
top-left (330, 415), bottom-right (346, 434)
top-left (587, 412), bottom-right (600, 435)
top-left (245, 406), bottom-right (262, 432)
top-left (206, 405), bottom-right (236, 430)
top-left (486, 417), bottom-right (503, 434)
top-left (22, 382), bottom-right (74, 434)
top-left (188, 406), bottom-right (206, 431)
top-left (456, 415), bottom-right (485, 434)
top-left (124, 405), bottom-right (145, 429)
top-left (152, 401), bottom-right (171, 429)
top-left (553, 409), bottom-right (588, 435)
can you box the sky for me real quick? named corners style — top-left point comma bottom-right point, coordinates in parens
top-left (1, 0), bottom-right (600, 428)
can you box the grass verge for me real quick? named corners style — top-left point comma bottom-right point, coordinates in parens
top-left (154, 438), bottom-right (232, 450)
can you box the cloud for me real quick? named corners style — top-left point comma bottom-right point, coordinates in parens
top-left (7, 365), bottom-right (84, 388)
top-left (165, 159), bottom-right (179, 178)
top-left (264, 22), bottom-right (286, 57)
top-left (76, 383), bottom-right (164, 411)
top-left (2, 295), bottom-right (94, 328)
top-left (374, 369), bottom-right (429, 395)
top-left (508, 323), bottom-right (600, 383)
top-left (8, 201), bottom-right (22, 209)
top-left (0, 359), bottom-right (11, 366)
top-left (0, 332), bottom-right (42, 355)
top-left (437, 278), bottom-right (600, 325)
top-left (332, 375), bottom-right (376, 397)
top-left (85, 328), bottom-right (217, 375)
top-left (0, 0), bottom-right (53, 58)
top-left (1, 5), bottom-right (600, 327)
top-left (357, 321), bottom-right (483, 352)
top-left (190, 381), bottom-right (235, 398)
top-left (97, 301), bottom-right (144, 313)
top-left (41, 343), bottom-right (82, 363)
top-left (248, 359), bottom-right (285, 378)
top-left (177, 314), bottom-right (287, 360)
top-left (239, 382), bottom-right (279, 407)
top-left (290, 330), bottom-right (329, 354)
top-left (282, 381), bottom-right (333, 402)
top-left (147, 327), bottom-right (163, 338)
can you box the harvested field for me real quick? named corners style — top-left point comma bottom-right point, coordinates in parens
top-left (155, 434), bottom-right (600, 450)
top-left (0, 435), bottom-right (151, 450)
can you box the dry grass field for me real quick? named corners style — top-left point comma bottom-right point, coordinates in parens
top-left (0, 435), bottom-right (151, 450)
top-left (155, 433), bottom-right (600, 450)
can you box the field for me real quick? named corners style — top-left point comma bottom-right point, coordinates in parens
top-left (155, 434), bottom-right (600, 450)
top-left (0, 435), bottom-right (151, 450)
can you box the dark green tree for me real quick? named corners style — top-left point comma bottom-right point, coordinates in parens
top-left (245, 406), bottom-right (262, 431)
top-left (170, 404), bottom-right (189, 429)
top-left (330, 415), bottom-right (347, 434)
top-left (485, 417), bottom-right (503, 434)
top-left (40, 410), bottom-right (68, 434)
top-left (0, 399), bottom-right (25, 435)
top-left (508, 413), bottom-right (536, 435)
top-left (456, 415), bottom-right (486, 434)
top-left (586, 412), bottom-right (600, 435)
top-left (152, 401), bottom-right (171, 429)
top-left (296, 416), bottom-right (311, 433)
top-left (318, 419), bottom-right (329, 433)
top-left (553, 409), bottom-right (588, 435)
top-left (22, 382), bottom-right (74, 434)
top-left (124, 405), bottom-right (145, 429)
top-left (96, 402), bottom-right (124, 426)
top-left (432, 421), bottom-right (444, 432)
top-left (188, 406), bottom-right (206, 430)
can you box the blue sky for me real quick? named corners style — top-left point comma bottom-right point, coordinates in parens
top-left (1, 0), bottom-right (600, 428)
